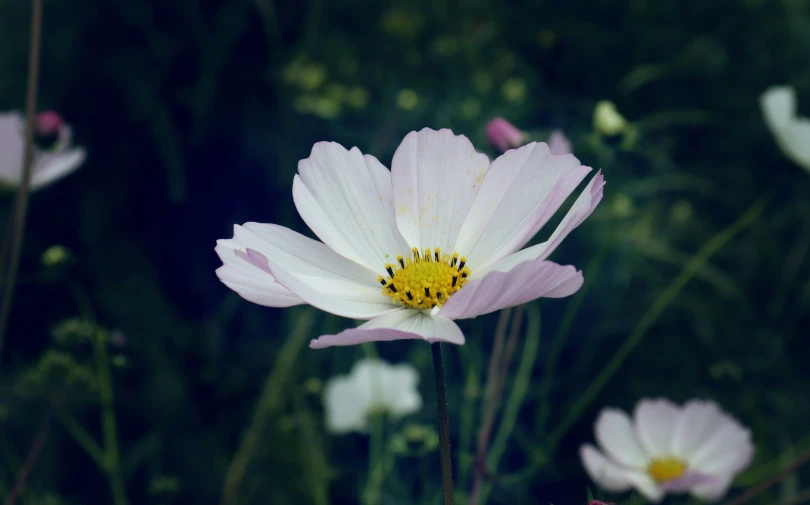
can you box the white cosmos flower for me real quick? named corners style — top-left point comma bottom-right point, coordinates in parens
top-left (760, 86), bottom-right (810, 173)
top-left (580, 398), bottom-right (754, 503)
top-left (216, 128), bottom-right (604, 348)
top-left (0, 111), bottom-right (86, 191)
top-left (323, 358), bottom-right (422, 434)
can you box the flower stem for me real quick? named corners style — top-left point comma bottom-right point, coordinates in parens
top-left (0, 0), bottom-right (43, 359)
top-left (431, 343), bottom-right (454, 505)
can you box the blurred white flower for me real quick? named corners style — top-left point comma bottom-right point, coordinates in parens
top-left (760, 86), bottom-right (810, 173)
top-left (580, 398), bottom-right (753, 503)
top-left (323, 358), bottom-right (422, 434)
top-left (0, 111), bottom-right (85, 191)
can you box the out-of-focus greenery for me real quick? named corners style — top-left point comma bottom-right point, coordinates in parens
top-left (1, 0), bottom-right (809, 504)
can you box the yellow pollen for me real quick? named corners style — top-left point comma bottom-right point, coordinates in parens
top-left (379, 247), bottom-right (471, 309)
top-left (647, 457), bottom-right (687, 482)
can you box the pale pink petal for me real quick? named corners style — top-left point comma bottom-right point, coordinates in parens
top-left (595, 408), bottom-right (650, 469)
top-left (221, 223), bottom-right (396, 319)
top-left (690, 475), bottom-right (735, 502)
top-left (633, 398), bottom-right (680, 458)
top-left (0, 112), bottom-right (25, 184)
top-left (454, 142), bottom-right (591, 271)
top-left (391, 128), bottom-right (490, 253)
top-left (485, 117), bottom-right (525, 153)
top-left (436, 260), bottom-right (582, 319)
top-left (294, 142), bottom-right (410, 272)
top-left (548, 129), bottom-right (572, 155)
top-left (31, 148), bottom-right (86, 189)
top-left (309, 309), bottom-right (464, 349)
top-left (474, 171), bottom-right (605, 277)
top-left (659, 472), bottom-right (717, 493)
top-left (689, 417), bottom-right (753, 476)
top-left (215, 238), bottom-right (303, 308)
top-left (580, 445), bottom-right (664, 502)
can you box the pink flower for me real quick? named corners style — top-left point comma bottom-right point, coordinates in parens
top-left (0, 111), bottom-right (85, 190)
top-left (486, 117), bottom-right (526, 153)
top-left (216, 128), bottom-right (604, 349)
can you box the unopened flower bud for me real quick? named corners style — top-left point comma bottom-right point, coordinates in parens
top-left (36, 111), bottom-right (63, 136)
top-left (486, 117), bottom-right (526, 153)
top-left (593, 101), bottom-right (627, 137)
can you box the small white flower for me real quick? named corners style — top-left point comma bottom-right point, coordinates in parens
top-left (0, 111), bottom-right (85, 191)
top-left (580, 398), bottom-right (754, 503)
top-left (216, 128), bottom-right (604, 348)
top-left (760, 86), bottom-right (810, 173)
top-left (323, 358), bottom-right (422, 434)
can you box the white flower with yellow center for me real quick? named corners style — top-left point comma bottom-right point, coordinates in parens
top-left (216, 128), bottom-right (604, 348)
top-left (323, 358), bottom-right (422, 434)
top-left (580, 398), bottom-right (754, 503)
top-left (760, 85), bottom-right (810, 173)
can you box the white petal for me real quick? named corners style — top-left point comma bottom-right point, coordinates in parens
top-left (670, 400), bottom-right (728, 462)
top-left (690, 475), bottom-right (735, 503)
top-left (689, 417), bottom-right (753, 476)
top-left (580, 445), bottom-right (664, 502)
top-left (294, 142), bottom-right (410, 272)
top-left (595, 408), bottom-right (651, 469)
top-left (215, 236), bottom-right (303, 307)
top-left (31, 148), bottom-right (86, 189)
top-left (309, 309), bottom-right (464, 349)
top-left (454, 142), bottom-right (591, 270)
top-left (323, 374), bottom-right (369, 433)
top-left (0, 112), bottom-right (24, 185)
top-left (474, 171), bottom-right (605, 277)
top-left (391, 128), bottom-right (490, 253)
top-left (232, 223), bottom-right (397, 319)
top-left (378, 362), bottom-right (423, 416)
top-left (761, 86), bottom-right (796, 132)
top-left (760, 86), bottom-right (810, 172)
top-left (633, 398), bottom-right (680, 458)
top-left (437, 260), bottom-right (583, 320)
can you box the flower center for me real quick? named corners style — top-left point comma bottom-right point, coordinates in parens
top-left (377, 247), bottom-right (471, 309)
top-left (647, 457), bottom-right (687, 482)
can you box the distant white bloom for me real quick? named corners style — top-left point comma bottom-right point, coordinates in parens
top-left (0, 111), bottom-right (85, 191)
top-left (581, 398), bottom-right (754, 503)
top-left (760, 86), bottom-right (810, 173)
top-left (323, 358), bottom-right (422, 434)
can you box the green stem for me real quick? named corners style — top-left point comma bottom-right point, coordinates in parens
top-left (431, 343), bottom-right (454, 505)
top-left (55, 410), bottom-right (106, 469)
top-left (219, 309), bottom-right (316, 505)
top-left (544, 194), bottom-right (770, 455)
top-left (0, 0), bottom-right (43, 359)
top-left (93, 330), bottom-right (129, 505)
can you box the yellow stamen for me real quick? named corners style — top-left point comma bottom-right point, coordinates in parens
top-left (379, 247), bottom-right (471, 309)
top-left (647, 457), bottom-right (687, 482)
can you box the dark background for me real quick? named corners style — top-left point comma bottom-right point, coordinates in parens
top-left (1, 0), bottom-right (809, 504)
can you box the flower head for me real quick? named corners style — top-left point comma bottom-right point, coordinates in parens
top-left (216, 128), bottom-right (604, 348)
top-left (323, 358), bottom-right (422, 434)
top-left (486, 117), bottom-right (526, 153)
top-left (0, 111), bottom-right (85, 191)
top-left (760, 85), bottom-right (810, 173)
top-left (580, 398), bottom-right (754, 503)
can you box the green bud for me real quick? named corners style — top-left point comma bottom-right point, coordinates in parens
top-left (593, 100), bottom-right (627, 137)
top-left (42, 245), bottom-right (70, 267)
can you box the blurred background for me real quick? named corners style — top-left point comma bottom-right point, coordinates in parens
top-left (1, 0), bottom-right (809, 504)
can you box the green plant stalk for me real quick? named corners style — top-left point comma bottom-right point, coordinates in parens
top-left (432, 343), bottom-right (454, 505)
top-left (476, 304), bottom-right (542, 505)
top-left (219, 309), bottom-right (316, 505)
top-left (0, 0), bottom-right (43, 358)
top-left (544, 194), bottom-right (770, 456)
top-left (93, 330), bottom-right (129, 505)
top-left (55, 410), bottom-right (106, 469)
top-left (535, 244), bottom-right (608, 437)
top-left (363, 412), bottom-right (385, 505)
top-left (458, 362), bottom-right (480, 489)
